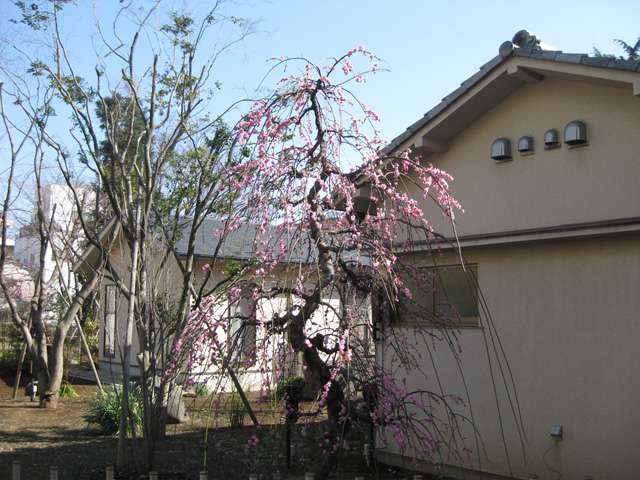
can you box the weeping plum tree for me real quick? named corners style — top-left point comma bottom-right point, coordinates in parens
top-left (171, 49), bottom-right (503, 478)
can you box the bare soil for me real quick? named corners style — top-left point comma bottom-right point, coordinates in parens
top-left (0, 367), bottom-right (416, 479)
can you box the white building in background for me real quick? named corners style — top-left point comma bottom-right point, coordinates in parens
top-left (14, 183), bottom-right (94, 292)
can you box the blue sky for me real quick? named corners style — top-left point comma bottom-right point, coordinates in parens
top-left (0, 0), bottom-right (638, 221)
top-left (210, 0), bottom-right (640, 142)
top-left (3, 0), bottom-right (634, 143)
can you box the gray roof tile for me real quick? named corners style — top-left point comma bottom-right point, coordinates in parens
top-left (555, 53), bottom-right (584, 64)
top-left (383, 43), bottom-right (640, 155)
top-left (174, 218), bottom-right (312, 263)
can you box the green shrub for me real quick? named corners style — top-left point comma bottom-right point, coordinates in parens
top-left (86, 384), bottom-right (143, 435)
top-left (59, 381), bottom-right (78, 398)
top-left (275, 376), bottom-right (306, 400)
top-left (194, 382), bottom-right (209, 397)
top-left (226, 393), bottom-right (246, 427)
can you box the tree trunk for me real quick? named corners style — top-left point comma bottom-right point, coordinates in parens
top-left (117, 211), bottom-right (141, 468)
top-left (12, 342), bottom-right (27, 399)
top-left (40, 270), bottom-right (103, 409)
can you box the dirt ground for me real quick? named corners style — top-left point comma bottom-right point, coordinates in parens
top-left (0, 368), bottom-right (418, 479)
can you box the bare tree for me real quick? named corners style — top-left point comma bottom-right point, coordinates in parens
top-left (2, 0), bottom-right (254, 469)
top-left (0, 83), bottom-right (105, 409)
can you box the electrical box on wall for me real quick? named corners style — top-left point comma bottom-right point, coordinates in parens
top-left (550, 424), bottom-right (563, 439)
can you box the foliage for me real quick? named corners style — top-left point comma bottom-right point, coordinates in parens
top-left (275, 376), bottom-right (306, 400)
top-left (86, 384), bottom-right (143, 435)
top-left (0, 312), bottom-right (23, 363)
top-left (614, 37), bottom-right (640, 61)
top-left (194, 382), bottom-right (209, 398)
top-left (59, 381), bottom-right (78, 398)
top-left (11, 1), bottom-right (75, 30)
top-left (2, 0), bottom-right (254, 469)
top-left (225, 393), bottom-right (246, 428)
top-left (81, 313), bottom-right (100, 356)
top-left (593, 36), bottom-right (640, 61)
top-left (92, 93), bottom-right (147, 204)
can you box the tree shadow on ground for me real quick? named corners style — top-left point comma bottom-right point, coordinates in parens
top-left (0, 422), bottom-right (412, 479)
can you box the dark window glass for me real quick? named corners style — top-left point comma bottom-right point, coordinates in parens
top-left (229, 287), bottom-right (257, 365)
top-left (399, 264), bottom-right (479, 326)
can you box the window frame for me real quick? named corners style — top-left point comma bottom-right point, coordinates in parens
top-left (103, 284), bottom-right (117, 358)
top-left (398, 263), bottom-right (480, 328)
top-left (228, 284), bottom-right (258, 367)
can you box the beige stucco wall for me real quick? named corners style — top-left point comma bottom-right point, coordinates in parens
top-left (97, 232), bottom-right (184, 381)
top-left (410, 76), bottom-right (640, 237)
top-left (378, 72), bottom-right (640, 479)
top-left (379, 235), bottom-right (640, 479)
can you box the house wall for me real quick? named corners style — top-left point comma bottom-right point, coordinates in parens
top-left (96, 233), bottom-right (164, 382)
top-left (408, 76), bottom-right (640, 238)
top-left (377, 235), bottom-right (640, 479)
top-left (378, 74), bottom-right (640, 479)
top-left (96, 235), bottom-right (344, 392)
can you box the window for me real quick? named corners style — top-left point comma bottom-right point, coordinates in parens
top-left (399, 264), bottom-right (479, 326)
top-left (103, 285), bottom-right (117, 357)
top-left (229, 286), bottom-right (257, 366)
top-left (343, 285), bottom-right (374, 356)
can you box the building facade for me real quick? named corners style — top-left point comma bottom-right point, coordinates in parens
top-left (377, 32), bottom-right (640, 480)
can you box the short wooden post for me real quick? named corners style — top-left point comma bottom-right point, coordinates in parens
top-left (272, 471), bottom-right (281, 480)
top-left (249, 474), bottom-right (259, 480)
top-left (105, 465), bottom-right (114, 480)
top-left (363, 442), bottom-right (371, 467)
top-left (149, 472), bottom-right (159, 480)
top-left (305, 473), bottom-right (315, 480)
top-left (49, 466), bottom-right (59, 480)
top-left (355, 476), bottom-right (366, 480)
top-left (12, 460), bottom-right (21, 480)
top-left (412, 475), bottom-right (423, 480)
top-left (199, 471), bottom-right (208, 480)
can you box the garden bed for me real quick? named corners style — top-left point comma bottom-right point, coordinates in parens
top-left (0, 371), bottom-right (420, 479)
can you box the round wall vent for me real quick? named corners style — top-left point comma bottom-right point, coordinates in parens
top-left (544, 129), bottom-right (560, 149)
top-left (564, 120), bottom-right (587, 146)
top-left (491, 138), bottom-right (512, 161)
top-left (518, 136), bottom-right (534, 154)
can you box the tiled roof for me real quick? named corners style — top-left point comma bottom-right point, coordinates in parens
top-left (174, 218), bottom-right (313, 263)
top-left (383, 35), bottom-right (640, 155)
